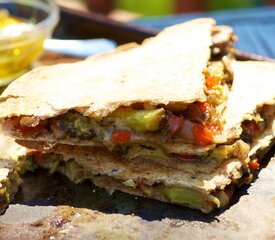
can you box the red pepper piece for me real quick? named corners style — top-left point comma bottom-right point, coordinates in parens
top-left (192, 124), bottom-right (213, 146)
top-left (111, 130), bottom-right (131, 145)
top-left (248, 160), bottom-right (260, 170)
top-left (206, 75), bottom-right (221, 89)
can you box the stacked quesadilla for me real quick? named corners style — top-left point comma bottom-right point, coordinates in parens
top-left (0, 19), bottom-right (274, 213)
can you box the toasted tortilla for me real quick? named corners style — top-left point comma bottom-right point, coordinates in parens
top-left (0, 130), bottom-right (28, 161)
top-left (0, 133), bottom-right (25, 213)
top-left (249, 119), bottom-right (275, 157)
top-left (0, 131), bottom-right (30, 213)
top-left (32, 143), bottom-right (245, 193)
top-left (0, 18), bottom-right (215, 121)
top-left (220, 61), bottom-right (275, 141)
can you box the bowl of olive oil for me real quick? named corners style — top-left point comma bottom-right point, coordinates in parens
top-left (0, 0), bottom-right (59, 87)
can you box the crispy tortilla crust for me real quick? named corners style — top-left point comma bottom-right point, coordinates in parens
top-left (0, 18), bottom-right (215, 121)
top-left (30, 143), bottom-right (245, 193)
top-left (0, 130), bottom-right (28, 161)
top-left (220, 61), bottom-right (275, 141)
top-left (249, 119), bottom-right (275, 157)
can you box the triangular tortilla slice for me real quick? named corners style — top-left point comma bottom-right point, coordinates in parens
top-left (218, 61), bottom-right (275, 142)
top-left (0, 19), bottom-right (241, 155)
top-left (0, 18), bottom-right (214, 120)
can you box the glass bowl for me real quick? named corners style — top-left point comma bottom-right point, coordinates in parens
top-left (0, 0), bottom-right (59, 86)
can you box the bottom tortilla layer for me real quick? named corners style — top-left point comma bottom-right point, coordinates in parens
top-left (19, 145), bottom-right (251, 213)
top-left (91, 175), bottom-right (235, 213)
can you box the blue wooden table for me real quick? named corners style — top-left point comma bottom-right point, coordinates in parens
top-left (131, 7), bottom-right (275, 59)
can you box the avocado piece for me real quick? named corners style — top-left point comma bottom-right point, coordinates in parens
top-left (156, 184), bottom-right (220, 209)
top-left (203, 145), bottom-right (233, 163)
top-left (203, 140), bottom-right (250, 163)
top-left (108, 108), bottom-right (165, 132)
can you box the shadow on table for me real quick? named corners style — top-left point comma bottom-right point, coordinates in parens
top-left (11, 170), bottom-right (249, 224)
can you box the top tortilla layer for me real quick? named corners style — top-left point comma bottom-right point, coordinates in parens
top-left (0, 18), bottom-right (214, 120)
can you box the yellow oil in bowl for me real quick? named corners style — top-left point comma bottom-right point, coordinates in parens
top-left (0, 9), bottom-right (45, 86)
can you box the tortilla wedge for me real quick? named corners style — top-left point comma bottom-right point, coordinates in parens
top-left (0, 18), bottom-right (237, 155)
top-left (0, 18), bottom-right (214, 119)
top-left (219, 61), bottom-right (275, 140)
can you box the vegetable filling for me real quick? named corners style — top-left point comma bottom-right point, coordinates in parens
top-left (2, 55), bottom-right (233, 149)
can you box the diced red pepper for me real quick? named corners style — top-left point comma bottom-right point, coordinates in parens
top-left (192, 124), bottom-right (213, 146)
top-left (248, 160), bottom-right (260, 170)
top-left (197, 102), bottom-right (209, 113)
top-left (111, 130), bottom-right (131, 145)
top-left (167, 115), bottom-right (184, 136)
top-left (205, 76), bottom-right (221, 89)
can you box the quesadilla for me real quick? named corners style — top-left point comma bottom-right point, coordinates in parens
top-left (0, 18), bottom-right (274, 213)
top-left (13, 60), bottom-right (275, 213)
top-left (0, 19), bottom-right (236, 162)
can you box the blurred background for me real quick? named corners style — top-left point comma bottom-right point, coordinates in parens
top-left (55, 0), bottom-right (275, 59)
top-left (73, 0), bottom-right (275, 16)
